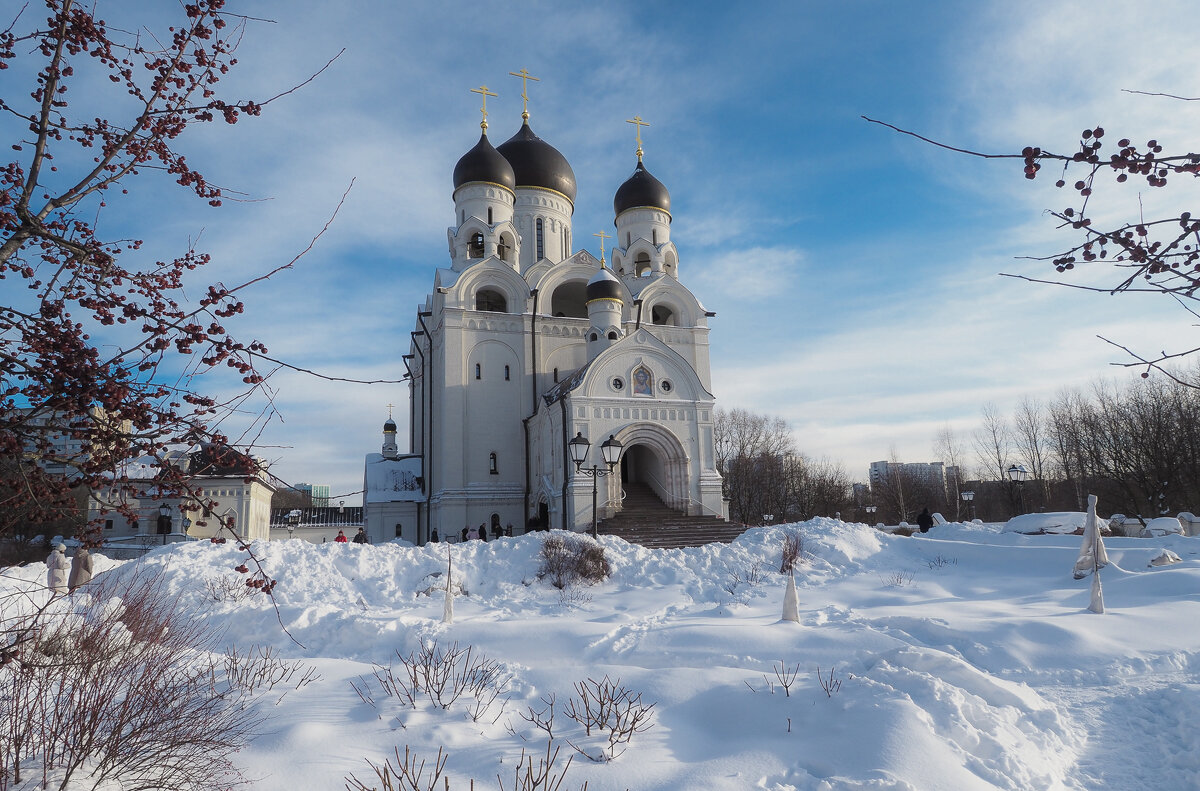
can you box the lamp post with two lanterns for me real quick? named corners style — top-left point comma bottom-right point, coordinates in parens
top-left (1007, 464), bottom-right (1031, 515)
top-left (568, 432), bottom-right (624, 539)
top-left (960, 490), bottom-right (975, 521)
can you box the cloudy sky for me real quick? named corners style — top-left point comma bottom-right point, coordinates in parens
top-left (14, 1), bottom-right (1199, 503)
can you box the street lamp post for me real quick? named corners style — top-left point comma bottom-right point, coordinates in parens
top-left (1007, 464), bottom-right (1031, 515)
top-left (960, 490), bottom-right (975, 521)
top-left (568, 432), bottom-right (624, 539)
top-left (865, 504), bottom-right (877, 524)
top-left (158, 503), bottom-right (171, 545)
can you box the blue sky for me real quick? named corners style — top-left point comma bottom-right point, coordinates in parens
top-left (14, 1), bottom-right (1198, 503)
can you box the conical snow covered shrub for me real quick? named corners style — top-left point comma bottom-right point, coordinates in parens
top-left (782, 572), bottom-right (800, 623)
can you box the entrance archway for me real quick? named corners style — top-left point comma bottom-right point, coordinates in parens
top-left (611, 424), bottom-right (690, 512)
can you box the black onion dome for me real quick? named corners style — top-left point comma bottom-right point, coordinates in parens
top-left (383, 418), bottom-right (397, 432)
top-left (496, 122), bottom-right (577, 203)
top-left (586, 267), bottom-right (623, 303)
top-left (613, 160), bottom-right (670, 218)
top-left (453, 132), bottom-right (516, 192)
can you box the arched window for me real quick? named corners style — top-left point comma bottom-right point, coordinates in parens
top-left (553, 368), bottom-right (559, 383)
top-left (651, 305), bottom-right (675, 326)
top-left (395, 523), bottom-right (402, 538)
top-left (498, 234), bottom-right (511, 262)
top-left (487, 207), bottom-right (493, 225)
top-left (475, 363), bottom-right (481, 380)
top-left (491, 513), bottom-right (501, 532)
top-left (476, 288), bottom-right (507, 312)
top-left (489, 453), bottom-right (498, 475)
top-left (504, 364), bottom-right (510, 381)
top-left (469, 232), bottom-right (484, 258)
top-left (536, 218), bottom-right (545, 260)
top-left (652, 229), bottom-right (658, 245)
top-left (635, 252), bottom-right (651, 277)
top-left (607, 331), bottom-right (619, 340)
top-left (589, 332), bottom-right (598, 341)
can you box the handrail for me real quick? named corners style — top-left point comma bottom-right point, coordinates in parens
top-left (625, 471), bottom-right (726, 520)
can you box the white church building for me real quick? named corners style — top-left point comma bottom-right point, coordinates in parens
top-left (364, 85), bottom-right (726, 544)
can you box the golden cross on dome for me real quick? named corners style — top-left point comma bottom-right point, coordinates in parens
top-left (593, 230), bottom-right (611, 265)
top-left (626, 115), bottom-right (649, 161)
top-left (470, 85), bottom-right (497, 130)
top-left (509, 69), bottom-right (539, 120)
top-left (386, 403), bottom-right (395, 419)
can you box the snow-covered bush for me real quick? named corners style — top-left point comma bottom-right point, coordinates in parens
top-left (537, 533), bottom-right (611, 589)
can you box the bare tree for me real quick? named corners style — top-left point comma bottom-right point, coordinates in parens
top-left (864, 105), bottom-right (1200, 383)
top-left (933, 425), bottom-right (968, 520)
top-left (1012, 397), bottom-right (1052, 508)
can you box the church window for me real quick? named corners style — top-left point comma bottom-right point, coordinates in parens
top-left (635, 252), bottom-right (651, 277)
top-left (476, 288), bottom-right (507, 312)
top-left (612, 377), bottom-right (624, 390)
top-left (489, 453), bottom-right (498, 474)
top-left (589, 332), bottom-right (598, 341)
top-left (626, 232), bottom-right (631, 247)
top-left (565, 228), bottom-right (570, 255)
top-left (395, 523), bottom-right (403, 538)
top-left (104, 518), bottom-right (113, 530)
top-left (475, 363), bottom-right (481, 380)
top-left (469, 232), bottom-right (484, 258)
top-left (553, 368), bottom-right (559, 383)
top-left (504, 365), bottom-right (510, 381)
top-left (487, 207), bottom-right (493, 225)
top-left (536, 218), bottom-right (544, 260)
top-left (491, 513), bottom-right (501, 532)
top-left (652, 229), bottom-right (658, 245)
top-left (498, 234), bottom-right (511, 262)
top-left (661, 380), bottom-right (673, 393)
top-left (607, 331), bottom-right (618, 340)
top-left (651, 305), bottom-right (675, 325)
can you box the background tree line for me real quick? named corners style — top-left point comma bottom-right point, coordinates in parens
top-left (714, 407), bottom-right (852, 525)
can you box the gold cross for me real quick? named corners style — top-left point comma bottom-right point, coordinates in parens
top-left (626, 115), bottom-right (649, 161)
top-left (509, 68), bottom-right (540, 120)
top-left (593, 230), bottom-right (611, 265)
top-left (386, 403), bottom-right (395, 419)
top-left (470, 85), bottom-right (497, 130)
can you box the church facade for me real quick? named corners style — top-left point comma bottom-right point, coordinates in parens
top-left (364, 87), bottom-right (725, 544)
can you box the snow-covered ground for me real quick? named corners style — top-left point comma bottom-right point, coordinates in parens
top-left (5, 520), bottom-right (1200, 790)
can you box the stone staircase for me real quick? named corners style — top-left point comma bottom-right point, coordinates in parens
top-left (597, 482), bottom-right (746, 548)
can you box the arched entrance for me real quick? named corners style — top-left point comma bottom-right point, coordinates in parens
top-left (611, 424), bottom-right (690, 513)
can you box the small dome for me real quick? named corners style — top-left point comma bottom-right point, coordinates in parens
top-left (383, 418), bottom-right (397, 432)
top-left (497, 122), bottom-right (577, 203)
top-left (586, 267), bottom-right (623, 303)
top-left (614, 160), bottom-right (670, 218)
top-left (453, 132), bottom-right (516, 192)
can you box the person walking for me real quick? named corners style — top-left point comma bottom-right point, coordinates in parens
top-left (479, 524), bottom-right (488, 542)
top-left (352, 527), bottom-right (368, 544)
top-left (917, 508), bottom-right (934, 533)
top-left (46, 544), bottom-right (69, 594)
top-left (68, 546), bottom-right (93, 593)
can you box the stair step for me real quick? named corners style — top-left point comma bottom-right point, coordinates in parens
top-left (598, 482), bottom-right (745, 548)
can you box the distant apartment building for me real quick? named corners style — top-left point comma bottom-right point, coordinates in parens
top-left (295, 482), bottom-right (331, 508)
top-left (869, 460), bottom-right (947, 490)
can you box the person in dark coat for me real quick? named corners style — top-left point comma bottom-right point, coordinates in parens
top-left (917, 508), bottom-right (934, 533)
top-left (352, 527), bottom-right (368, 544)
top-left (68, 546), bottom-right (93, 593)
top-left (431, 529), bottom-right (440, 543)
top-left (479, 524), bottom-right (488, 542)
top-left (461, 526), bottom-right (469, 542)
